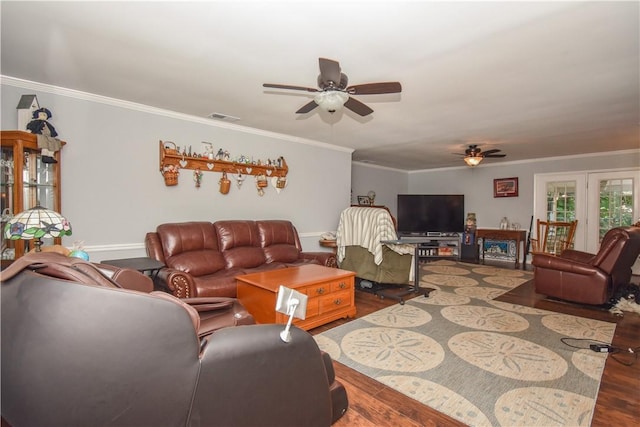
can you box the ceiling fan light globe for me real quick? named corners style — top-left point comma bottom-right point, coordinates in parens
top-left (464, 156), bottom-right (483, 167)
top-left (314, 91), bottom-right (348, 113)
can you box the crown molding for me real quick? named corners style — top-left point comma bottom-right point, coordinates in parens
top-left (1, 75), bottom-right (353, 154)
top-left (353, 149), bottom-right (640, 174)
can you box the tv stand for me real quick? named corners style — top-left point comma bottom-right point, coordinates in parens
top-left (412, 235), bottom-right (461, 261)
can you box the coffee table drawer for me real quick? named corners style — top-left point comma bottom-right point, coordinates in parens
top-left (304, 298), bottom-right (320, 318)
top-left (331, 278), bottom-right (352, 292)
top-left (319, 289), bottom-right (352, 314)
top-left (305, 282), bottom-right (331, 297)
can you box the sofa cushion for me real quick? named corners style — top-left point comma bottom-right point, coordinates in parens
top-left (215, 220), bottom-right (266, 269)
top-left (170, 250), bottom-right (226, 277)
top-left (193, 268), bottom-right (246, 298)
top-left (256, 220), bottom-right (302, 263)
top-left (157, 222), bottom-right (225, 276)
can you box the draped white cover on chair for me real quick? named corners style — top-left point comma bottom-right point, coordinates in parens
top-left (336, 207), bottom-right (415, 281)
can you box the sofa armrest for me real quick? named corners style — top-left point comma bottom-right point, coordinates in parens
top-left (156, 268), bottom-right (198, 298)
top-left (531, 252), bottom-right (600, 276)
top-left (301, 251), bottom-right (338, 268)
top-left (192, 324), bottom-right (340, 426)
top-left (558, 248), bottom-right (596, 263)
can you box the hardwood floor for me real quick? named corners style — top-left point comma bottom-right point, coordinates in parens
top-left (311, 262), bottom-right (640, 426)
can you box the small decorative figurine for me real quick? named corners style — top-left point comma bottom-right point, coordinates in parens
top-left (465, 213), bottom-right (477, 231)
top-left (234, 171), bottom-right (245, 189)
top-left (26, 107), bottom-right (62, 164)
top-left (193, 168), bottom-right (203, 188)
top-left (500, 217), bottom-right (509, 230)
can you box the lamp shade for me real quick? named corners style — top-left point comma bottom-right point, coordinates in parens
top-left (464, 156), bottom-right (483, 167)
top-left (4, 206), bottom-right (72, 250)
top-left (313, 91), bottom-right (348, 113)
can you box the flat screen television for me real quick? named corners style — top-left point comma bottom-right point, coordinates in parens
top-left (397, 194), bottom-right (465, 235)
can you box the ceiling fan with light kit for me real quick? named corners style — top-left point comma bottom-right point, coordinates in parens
top-left (457, 144), bottom-right (506, 167)
top-left (263, 57), bottom-right (402, 116)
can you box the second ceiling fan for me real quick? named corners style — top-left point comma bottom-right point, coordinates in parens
top-left (263, 57), bottom-right (402, 117)
top-left (458, 145), bottom-right (506, 167)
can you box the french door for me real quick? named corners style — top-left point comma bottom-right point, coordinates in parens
top-left (533, 173), bottom-right (586, 250)
top-left (586, 170), bottom-right (640, 253)
top-left (534, 168), bottom-right (639, 253)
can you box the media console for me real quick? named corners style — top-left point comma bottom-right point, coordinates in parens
top-left (416, 236), bottom-right (460, 261)
top-left (397, 234), bottom-right (461, 262)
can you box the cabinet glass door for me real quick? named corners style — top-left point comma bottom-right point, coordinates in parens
top-left (1, 147), bottom-right (16, 260)
top-left (23, 150), bottom-right (56, 210)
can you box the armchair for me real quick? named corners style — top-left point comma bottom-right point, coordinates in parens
top-left (530, 219), bottom-right (578, 255)
top-left (336, 206), bottom-right (414, 302)
top-left (1, 254), bottom-right (348, 426)
top-left (532, 226), bottom-right (640, 305)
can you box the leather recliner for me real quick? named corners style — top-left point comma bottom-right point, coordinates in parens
top-left (532, 226), bottom-right (640, 305)
top-left (1, 254), bottom-right (348, 426)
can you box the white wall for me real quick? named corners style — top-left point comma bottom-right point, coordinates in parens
top-left (1, 78), bottom-right (353, 261)
top-left (352, 152), bottom-right (639, 230)
top-left (351, 162), bottom-right (408, 216)
top-left (405, 153), bottom-right (640, 231)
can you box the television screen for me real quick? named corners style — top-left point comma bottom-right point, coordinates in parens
top-left (397, 194), bottom-right (465, 235)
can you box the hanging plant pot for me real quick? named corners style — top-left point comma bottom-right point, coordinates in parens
top-left (256, 174), bottom-right (268, 188)
top-left (219, 172), bottom-right (231, 194)
top-left (162, 165), bottom-right (179, 186)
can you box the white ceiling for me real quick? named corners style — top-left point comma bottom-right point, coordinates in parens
top-left (1, 1), bottom-right (638, 170)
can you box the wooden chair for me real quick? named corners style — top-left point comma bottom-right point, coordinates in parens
top-left (530, 219), bottom-right (578, 255)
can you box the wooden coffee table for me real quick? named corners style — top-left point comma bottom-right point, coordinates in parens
top-left (236, 264), bottom-right (356, 331)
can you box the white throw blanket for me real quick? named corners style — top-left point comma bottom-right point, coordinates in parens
top-left (336, 207), bottom-right (415, 280)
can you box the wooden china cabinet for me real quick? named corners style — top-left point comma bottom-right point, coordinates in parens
top-left (1, 130), bottom-right (64, 265)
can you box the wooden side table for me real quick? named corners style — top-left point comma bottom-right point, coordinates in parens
top-left (476, 229), bottom-right (527, 269)
top-left (101, 257), bottom-right (165, 280)
top-left (319, 239), bottom-right (337, 254)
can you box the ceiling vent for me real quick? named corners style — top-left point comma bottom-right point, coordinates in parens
top-left (207, 112), bottom-right (240, 122)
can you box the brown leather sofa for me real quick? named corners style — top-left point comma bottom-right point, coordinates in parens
top-left (532, 226), bottom-right (640, 305)
top-left (1, 253), bottom-right (348, 426)
top-left (146, 220), bottom-right (337, 298)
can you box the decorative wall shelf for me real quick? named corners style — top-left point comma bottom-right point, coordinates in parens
top-left (158, 141), bottom-right (288, 187)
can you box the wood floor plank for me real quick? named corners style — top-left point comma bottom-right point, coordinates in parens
top-left (314, 262), bottom-right (640, 427)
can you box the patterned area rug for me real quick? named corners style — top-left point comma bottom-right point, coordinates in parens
top-left (315, 260), bottom-right (616, 426)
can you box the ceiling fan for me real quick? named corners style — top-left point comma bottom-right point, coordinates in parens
top-left (263, 57), bottom-right (402, 117)
top-left (457, 145), bottom-right (506, 167)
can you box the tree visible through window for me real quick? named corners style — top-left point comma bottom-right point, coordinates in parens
top-left (598, 178), bottom-right (634, 241)
top-left (545, 181), bottom-right (576, 222)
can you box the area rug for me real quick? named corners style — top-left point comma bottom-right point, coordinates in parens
top-left (315, 260), bottom-right (617, 426)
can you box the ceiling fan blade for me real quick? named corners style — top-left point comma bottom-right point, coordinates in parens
top-left (296, 100), bottom-right (318, 114)
top-left (483, 154), bottom-right (506, 158)
top-left (263, 83), bottom-right (318, 92)
top-left (481, 149), bottom-right (502, 156)
top-left (318, 58), bottom-right (342, 85)
top-left (344, 97), bottom-right (374, 116)
top-left (346, 82), bottom-right (402, 95)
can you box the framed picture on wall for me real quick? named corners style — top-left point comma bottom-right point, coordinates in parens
top-left (494, 177), bottom-right (519, 198)
top-left (357, 196), bottom-right (371, 205)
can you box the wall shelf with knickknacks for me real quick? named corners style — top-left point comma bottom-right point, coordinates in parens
top-left (158, 141), bottom-right (288, 188)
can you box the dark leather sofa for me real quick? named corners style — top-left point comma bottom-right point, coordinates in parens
top-left (1, 253), bottom-right (348, 426)
top-left (532, 226), bottom-right (640, 305)
top-left (146, 220), bottom-right (337, 298)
